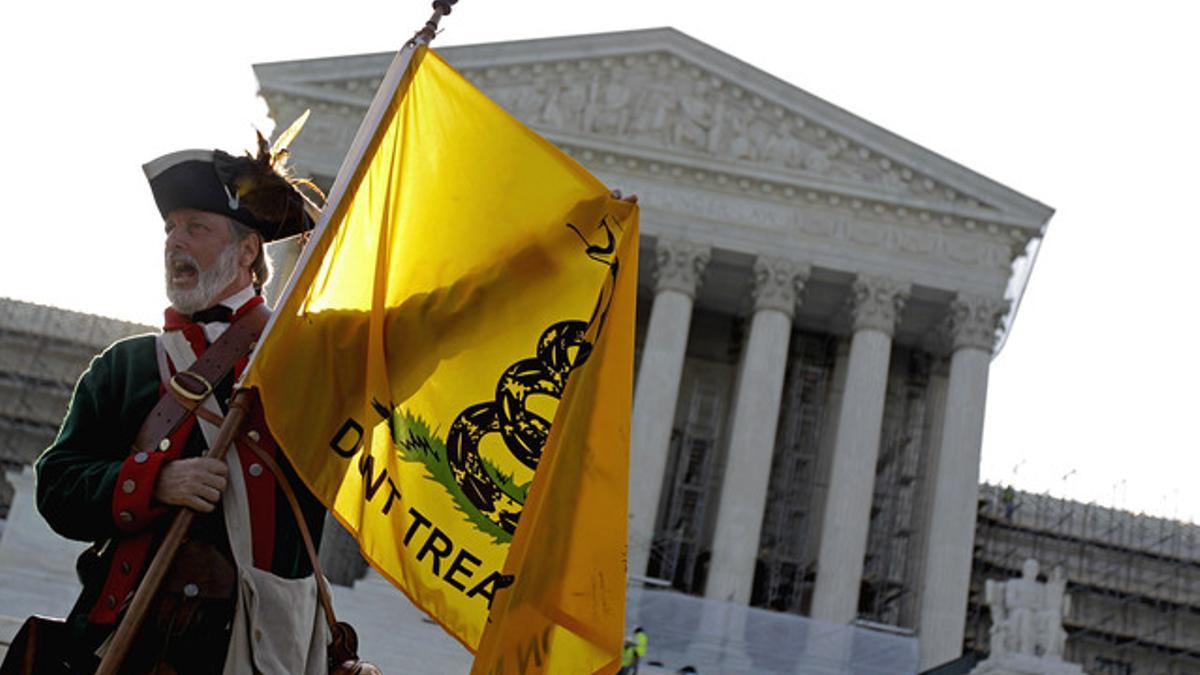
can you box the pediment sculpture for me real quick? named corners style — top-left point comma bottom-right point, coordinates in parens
top-left (466, 53), bottom-right (996, 212)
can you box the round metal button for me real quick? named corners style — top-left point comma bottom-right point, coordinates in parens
top-left (106, 595), bottom-right (117, 609)
top-left (183, 583), bottom-right (200, 598)
top-left (133, 452), bottom-right (149, 464)
top-left (118, 511), bottom-right (133, 524)
top-left (158, 438), bottom-right (171, 451)
top-left (120, 561), bottom-right (132, 574)
top-left (121, 479), bottom-right (136, 494)
top-left (246, 430), bottom-right (261, 442)
top-left (248, 463), bottom-right (263, 477)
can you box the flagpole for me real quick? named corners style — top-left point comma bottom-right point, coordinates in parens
top-left (93, 5), bottom-right (458, 673)
top-left (240, 0), bottom-right (457, 379)
top-left (94, 390), bottom-right (257, 675)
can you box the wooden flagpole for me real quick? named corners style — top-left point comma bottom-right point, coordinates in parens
top-left (93, 3), bottom-right (457, 672)
top-left (94, 390), bottom-right (255, 675)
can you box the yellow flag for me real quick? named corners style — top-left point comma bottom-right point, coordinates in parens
top-left (470, 216), bottom-right (636, 674)
top-left (242, 44), bottom-right (636, 668)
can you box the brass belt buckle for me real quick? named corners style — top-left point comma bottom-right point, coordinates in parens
top-left (169, 370), bottom-right (213, 403)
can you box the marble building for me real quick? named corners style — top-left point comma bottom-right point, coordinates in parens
top-left (252, 27), bottom-right (1054, 669)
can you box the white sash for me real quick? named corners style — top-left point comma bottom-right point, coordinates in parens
top-left (156, 332), bottom-right (328, 675)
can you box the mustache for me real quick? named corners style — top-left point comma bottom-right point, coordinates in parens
top-left (166, 250), bottom-right (199, 271)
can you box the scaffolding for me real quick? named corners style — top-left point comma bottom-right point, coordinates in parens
top-left (647, 357), bottom-right (734, 594)
top-left (971, 484), bottom-right (1200, 675)
top-left (751, 330), bottom-right (836, 614)
top-left (860, 347), bottom-right (933, 628)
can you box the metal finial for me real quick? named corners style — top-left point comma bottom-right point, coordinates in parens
top-left (410, 0), bottom-right (459, 46)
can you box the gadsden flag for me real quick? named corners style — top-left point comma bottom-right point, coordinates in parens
top-left (242, 44), bottom-right (636, 673)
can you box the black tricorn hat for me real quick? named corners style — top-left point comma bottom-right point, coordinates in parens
top-left (143, 115), bottom-right (322, 242)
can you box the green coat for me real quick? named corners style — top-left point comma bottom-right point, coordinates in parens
top-left (35, 333), bottom-right (325, 666)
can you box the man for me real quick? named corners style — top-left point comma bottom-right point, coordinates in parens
top-left (619, 626), bottom-right (648, 674)
top-left (32, 134), bottom-right (327, 673)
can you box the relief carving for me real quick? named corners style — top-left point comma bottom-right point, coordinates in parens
top-left (459, 54), bottom-right (992, 211)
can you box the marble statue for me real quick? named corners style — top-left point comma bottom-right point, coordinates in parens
top-left (975, 559), bottom-right (1084, 674)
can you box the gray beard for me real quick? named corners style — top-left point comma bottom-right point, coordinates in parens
top-left (165, 244), bottom-right (240, 315)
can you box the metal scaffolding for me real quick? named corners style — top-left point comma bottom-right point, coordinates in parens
top-left (860, 348), bottom-right (932, 628)
top-left (971, 484), bottom-right (1200, 675)
top-left (647, 357), bottom-right (734, 595)
top-left (751, 330), bottom-right (836, 614)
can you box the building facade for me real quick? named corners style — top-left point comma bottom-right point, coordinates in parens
top-left (0, 299), bottom-right (153, 516)
top-left (252, 28), bottom-right (1053, 669)
top-left (4, 312), bottom-right (1195, 672)
top-left (972, 485), bottom-right (1200, 675)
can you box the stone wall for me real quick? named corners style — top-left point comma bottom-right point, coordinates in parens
top-left (0, 298), bottom-right (153, 515)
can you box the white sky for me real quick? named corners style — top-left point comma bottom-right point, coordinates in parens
top-left (3, 1), bottom-right (1197, 521)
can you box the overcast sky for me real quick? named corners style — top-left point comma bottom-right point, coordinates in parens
top-left (3, 1), bottom-right (1197, 521)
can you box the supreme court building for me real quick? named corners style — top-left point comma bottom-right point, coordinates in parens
top-left (0, 28), bottom-right (1054, 673)
top-left (251, 28), bottom-right (1054, 669)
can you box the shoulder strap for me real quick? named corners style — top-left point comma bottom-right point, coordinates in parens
top-left (133, 304), bottom-right (271, 456)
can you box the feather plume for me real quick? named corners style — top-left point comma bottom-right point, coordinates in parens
top-left (271, 109), bottom-right (310, 159)
top-left (211, 112), bottom-right (324, 240)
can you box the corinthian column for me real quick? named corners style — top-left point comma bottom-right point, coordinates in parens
top-left (917, 294), bottom-right (1007, 669)
top-left (811, 275), bottom-right (909, 623)
top-left (705, 257), bottom-right (810, 604)
top-left (627, 238), bottom-right (711, 580)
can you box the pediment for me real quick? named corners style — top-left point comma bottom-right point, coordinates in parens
top-left (255, 28), bottom-right (1052, 232)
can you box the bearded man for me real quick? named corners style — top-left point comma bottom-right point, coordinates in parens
top-left (30, 138), bottom-right (328, 674)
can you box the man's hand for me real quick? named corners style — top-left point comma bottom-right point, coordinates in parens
top-left (611, 189), bottom-right (638, 204)
top-left (153, 457), bottom-right (229, 513)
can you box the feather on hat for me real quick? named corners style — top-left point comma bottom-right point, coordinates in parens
top-left (143, 112), bottom-right (323, 242)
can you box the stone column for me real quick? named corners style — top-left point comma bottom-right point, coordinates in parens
top-left (917, 294), bottom-right (1007, 669)
top-left (627, 238), bottom-right (711, 580)
top-left (705, 257), bottom-right (809, 604)
top-left (811, 275), bottom-right (909, 623)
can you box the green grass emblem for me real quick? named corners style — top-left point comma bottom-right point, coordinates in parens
top-left (384, 407), bottom-right (530, 545)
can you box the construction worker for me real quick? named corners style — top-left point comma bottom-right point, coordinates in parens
top-left (619, 626), bottom-right (649, 674)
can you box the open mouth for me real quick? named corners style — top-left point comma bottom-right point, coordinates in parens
top-left (169, 258), bottom-right (199, 287)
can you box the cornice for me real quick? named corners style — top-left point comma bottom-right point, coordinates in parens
top-left (548, 135), bottom-right (1041, 247)
top-left (256, 33), bottom-right (1052, 239)
top-left (260, 89), bottom-right (1039, 255)
top-left (607, 178), bottom-right (1017, 282)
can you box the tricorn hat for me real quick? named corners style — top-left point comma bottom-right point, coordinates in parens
top-left (143, 114), bottom-right (322, 242)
